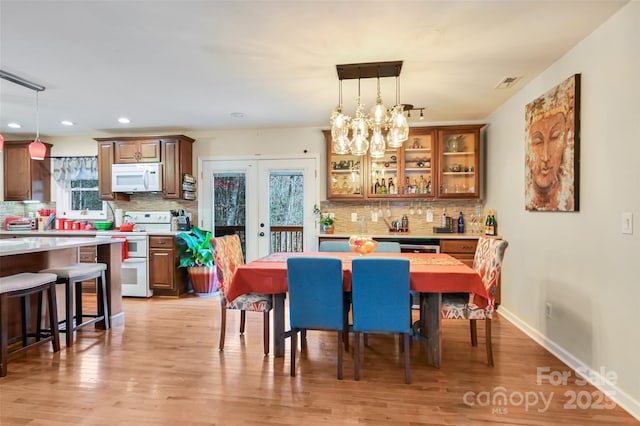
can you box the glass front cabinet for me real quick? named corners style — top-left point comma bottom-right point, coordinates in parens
top-left (436, 125), bottom-right (481, 199)
top-left (325, 125), bottom-right (483, 200)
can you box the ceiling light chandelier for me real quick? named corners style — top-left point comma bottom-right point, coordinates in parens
top-left (330, 61), bottom-right (410, 157)
top-left (29, 90), bottom-right (47, 160)
top-left (0, 69), bottom-right (47, 158)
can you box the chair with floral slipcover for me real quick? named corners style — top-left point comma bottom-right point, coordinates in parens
top-left (440, 236), bottom-right (509, 366)
top-left (213, 234), bottom-right (273, 355)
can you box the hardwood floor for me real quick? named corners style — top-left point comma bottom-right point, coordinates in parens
top-left (0, 295), bottom-right (636, 425)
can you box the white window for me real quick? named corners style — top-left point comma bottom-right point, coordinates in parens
top-left (53, 157), bottom-right (108, 220)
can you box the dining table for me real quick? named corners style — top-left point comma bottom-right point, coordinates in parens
top-left (226, 251), bottom-right (486, 368)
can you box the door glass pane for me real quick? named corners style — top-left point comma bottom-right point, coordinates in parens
top-left (213, 172), bottom-right (247, 256)
top-left (269, 172), bottom-right (304, 253)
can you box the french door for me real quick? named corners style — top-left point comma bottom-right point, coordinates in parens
top-left (199, 157), bottom-right (318, 262)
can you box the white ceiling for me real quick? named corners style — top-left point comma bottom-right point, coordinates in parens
top-left (0, 0), bottom-right (628, 139)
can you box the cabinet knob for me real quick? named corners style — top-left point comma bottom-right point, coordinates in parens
top-left (259, 232), bottom-right (265, 237)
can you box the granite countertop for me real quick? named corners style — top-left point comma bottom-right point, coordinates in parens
top-left (0, 236), bottom-right (120, 256)
top-left (0, 230), bottom-right (183, 237)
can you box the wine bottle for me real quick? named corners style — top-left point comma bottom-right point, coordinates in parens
top-left (485, 210), bottom-right (492, 235)
top-left (457, 211), bottom-right (464, 233)
top-left (388, 177), bottom-right (395, 194)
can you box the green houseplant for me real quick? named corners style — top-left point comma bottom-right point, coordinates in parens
top-left (314, 204), bottom-right (335, 234)
top-left (177, 226), bottom-right (218, 295)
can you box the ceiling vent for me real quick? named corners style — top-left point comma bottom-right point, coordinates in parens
top-left (495, 76), bottom-right (521, 89)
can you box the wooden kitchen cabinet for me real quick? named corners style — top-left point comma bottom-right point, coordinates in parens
top-left (149, 236), bottom-right (188, 297)
top-left (436, 125), bottom-right (482, 199)
top-left (79, 245), bottom-right (98, 293)
top-left (324, 124), bottom-right (482, 200)
top-left (113, 139), bottom-right (161, 163)
top-left (3, 140), bottom-right (52, 201)
top-left (95, 135), bottom-right (193, 200)
top-left (161, 135), bottom-right (194, 199)
top-left (96, 141), bottom-right (128, 201)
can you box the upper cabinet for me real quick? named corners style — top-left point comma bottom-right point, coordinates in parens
top-left (95, 135), bottom-right (194, 200)
top-left (324, 125), bottom-right (483, 200)
top-left (436, 126), bottom-right (481, 199)
top-left (113, 139), bottom-right (161, 163)
top-left (161, 136), bottom-right (194, 199)
top-left (3, 140), bottom-right (52, 202)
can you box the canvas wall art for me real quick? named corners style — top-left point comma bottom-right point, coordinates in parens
top-left (525, 74), bottom-right (581, 212)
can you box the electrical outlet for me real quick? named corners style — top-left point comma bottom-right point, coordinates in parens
top-left (351, 212), bottom-right (358, 222)
top-left (622, 212), bottom-right (633, 234)
top-left (545, 303), bottom-right (553, 319)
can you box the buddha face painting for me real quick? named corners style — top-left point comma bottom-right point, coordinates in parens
top-left (525, 75), bottom-right (580, 212)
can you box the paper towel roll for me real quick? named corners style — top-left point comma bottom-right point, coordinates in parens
top-left (115, 209), bottom-right (124, 227)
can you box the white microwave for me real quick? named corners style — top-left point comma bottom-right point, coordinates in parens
top-left (111, 163), bottom-right (162, 192)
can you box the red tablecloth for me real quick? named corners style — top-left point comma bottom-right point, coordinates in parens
top-left (227, 252), bottom-right (487, 308)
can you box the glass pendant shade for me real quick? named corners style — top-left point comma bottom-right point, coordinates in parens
top-left (369, 128), bottom-right (386, 158)
top-left (387, 105), bottom-right (409, 148)
top-left (332, 134), bottom-right (350, 155)
top-left (29, 139), bottom-right (47, 160)
top-left (349, 107), bottom-right (369, 156)
top-left (369, 97), bottom-right (388, 127)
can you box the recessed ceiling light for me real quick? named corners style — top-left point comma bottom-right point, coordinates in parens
top-left (8, 122), bottom-right (21, 129)
top-left (60, 120), bottom-right (74, 126)
top-left (118, 117), bottom-right (131, 124)
top-left (230, 112), bottom-right (245, 118)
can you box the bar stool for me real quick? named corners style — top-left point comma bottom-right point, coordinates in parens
top-left (39, 263), bottom-right (109, 347)
top-left (0, 272), bottom-right (60, 377)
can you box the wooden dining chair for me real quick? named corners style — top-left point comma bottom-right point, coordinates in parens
top-left (213, 234), bottom-right (273, 355)
top-left (287, 256), bottom-right (345, 379)
top-left (440, 236), bottom-right (509, 366)
top-left (351, 257), bottom-right (412, 384)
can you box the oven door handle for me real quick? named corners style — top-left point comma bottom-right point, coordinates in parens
top-left (123, 257), bottom-right (147, 264)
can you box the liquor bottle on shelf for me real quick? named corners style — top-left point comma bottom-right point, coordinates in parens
top-left (426, 176), bottom-right (432, 194)
top-left (404, 177), bottom-right (411, 194)
top-left (374, 178), bottom-right (380, 194)
top-left (419, 175), bottom-right (425, 193)
top-left (388, 178), bottom-right (395, 194)
top-left (457, 211), bottom-right (464, 233)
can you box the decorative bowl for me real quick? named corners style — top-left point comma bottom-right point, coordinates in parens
top-left (93, 221), bottom-right (113, 230)
top-left (349, 236), bottom-right (378, 255)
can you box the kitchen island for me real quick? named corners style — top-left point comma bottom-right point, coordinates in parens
top-left (0, 237), bottom-right (124, 337)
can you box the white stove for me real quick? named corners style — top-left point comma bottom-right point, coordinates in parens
top-left (96, 211), bottom-right (172, 298)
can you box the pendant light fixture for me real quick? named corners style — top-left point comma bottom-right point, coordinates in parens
top-left (0, 69), bottom-right (47, 158)
top-left (329, 61), bottom-right (410, 156)
top-left (29, 90), bottom-right (47, 160)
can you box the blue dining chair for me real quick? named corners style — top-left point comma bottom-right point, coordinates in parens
top-left (373, 242), bottom-right (401, 253)
top-left (287, 256), bottom-right (345, 379)
top-left (319, 241), bottom-right (351, 252)
top-left (351, 257), bottom-right (412, 384)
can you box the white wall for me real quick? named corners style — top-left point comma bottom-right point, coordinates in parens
top-left (487, 1), bottom-right (639, 417)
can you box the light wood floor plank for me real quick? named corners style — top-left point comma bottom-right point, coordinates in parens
top-left (0, 295), bottom-right (636, 425)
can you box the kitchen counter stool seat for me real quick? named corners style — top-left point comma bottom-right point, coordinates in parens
top-left (0, 272), bottom-right (60, 377)
top-left (39, 263), bottom-right (109, 347)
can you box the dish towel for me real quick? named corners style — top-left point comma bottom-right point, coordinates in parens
top-left (111, 236), bottom-right (129, 261)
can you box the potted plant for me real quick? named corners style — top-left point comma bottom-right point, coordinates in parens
top-left (177, 226), bottom-right (218, 295)
top-left (314, 204), bottom-right (335, 234)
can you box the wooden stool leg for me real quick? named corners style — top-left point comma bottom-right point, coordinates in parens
top-left (75, 281), bottom-right (83, 330)
top-left (36, 292), bottom-right (44, 342)
top-left (65, 280), bottom-right (74, 347)
top-left (1, 294), bottom-right (8, 377)
top-left (20, 295), bottom-right (29, 346)
top-left (99, 271), bottom-right (109, 330)
top-left (47, 284), bottom-right (61, 352)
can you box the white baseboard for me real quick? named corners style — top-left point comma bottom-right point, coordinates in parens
top-left (497, 306), bottom-right (640, 421)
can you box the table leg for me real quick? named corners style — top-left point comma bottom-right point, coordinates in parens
top-left (273, 293), bottom-right (286, 357)
top-left (421, 292), bottom-right (442, 368)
